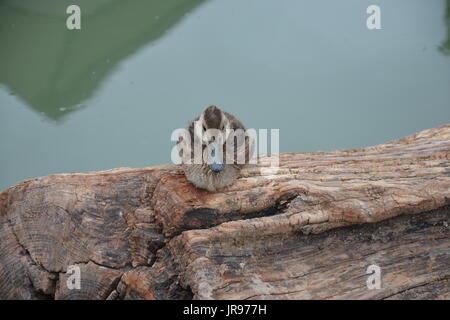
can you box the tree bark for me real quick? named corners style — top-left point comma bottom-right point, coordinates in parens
top-left (0, 124), bottom-right (449, 300)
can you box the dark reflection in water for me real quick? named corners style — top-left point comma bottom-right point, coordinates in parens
top-left (0, 0), bottom-right (205, 121)
top-left (1, 0), bottom-right (449, 193)
top-left (440, 0), bottom-right (450, 54)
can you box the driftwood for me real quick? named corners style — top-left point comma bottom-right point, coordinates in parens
top-left (0, 124), bottom-right (449, 300)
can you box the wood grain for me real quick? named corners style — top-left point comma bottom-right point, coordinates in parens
top-left (0, 124), bottom-right (449, 299)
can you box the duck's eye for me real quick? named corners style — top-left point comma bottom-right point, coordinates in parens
top-left (202, 125), bottom-right (207, 131)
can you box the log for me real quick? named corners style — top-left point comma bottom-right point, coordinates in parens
top-left (0, 124), bottom-right (449, 300)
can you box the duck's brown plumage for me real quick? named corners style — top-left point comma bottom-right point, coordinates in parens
top-left (178, 105), bottom-right (252, 192)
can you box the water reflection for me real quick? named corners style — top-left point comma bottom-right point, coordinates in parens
top-left (0, 0), bottom-right (206, 121)
top-left (440, 0), bottom-right (450, 54)
top-left (1, 0), bottom-right (449, 193)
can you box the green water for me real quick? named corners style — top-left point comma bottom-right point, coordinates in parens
top-left (1, 0), bottom-right (450, 191)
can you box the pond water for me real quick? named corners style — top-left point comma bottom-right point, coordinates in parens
top-left (1, 0), bottom-right (450, 191)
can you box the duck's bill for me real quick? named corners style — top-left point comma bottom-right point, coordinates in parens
top-left (208, 141), bottom-right (224, 172)
top-left (209, 162), bottom-right (224, 172)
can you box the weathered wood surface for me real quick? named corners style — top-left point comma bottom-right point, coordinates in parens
top-left (0, 124), bottom-right (449, 300)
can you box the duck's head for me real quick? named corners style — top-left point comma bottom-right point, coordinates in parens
top-left (198, 105), bottom-right (230, 133)
top-left (194, 106), bottom-right (232, 173)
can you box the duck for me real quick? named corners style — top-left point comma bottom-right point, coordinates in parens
top-left (177, 105), bottom-right (253, 192)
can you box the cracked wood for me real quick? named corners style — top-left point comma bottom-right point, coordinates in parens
top-left (0, 124), bottom-right (449, 299)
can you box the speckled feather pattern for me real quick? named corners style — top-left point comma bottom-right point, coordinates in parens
top-left (178, 106), bottom-right (251, 192)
